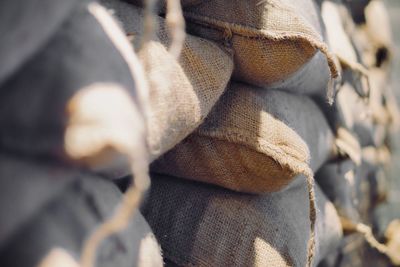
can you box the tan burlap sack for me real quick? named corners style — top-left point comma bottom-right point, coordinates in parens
top-left (268, 51), bottom-right (332, 98)
top-left (322, 1), bottom-right (357, 66)
top-left (322, 0), bottom-right (370, 91)
top-left (181, 0), bottom-right (339, 94)
top-left (142, 174), bottom-right (342, 267)
top-left (101, 0), bottom-right (234, 161)
top-left (152, 82), bottom-right (335, 193)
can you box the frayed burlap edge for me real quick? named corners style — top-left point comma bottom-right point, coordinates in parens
top-left (183, 12), bottom-right (339, 104)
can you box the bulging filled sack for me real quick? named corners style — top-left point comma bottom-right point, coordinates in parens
top-left (317, 79), bottom-right (384, 156)
top-left (267, 51), bottom-right (331, 98)
top-left (181, 0), bottom-right (339, 92)
top-left (316, 159), bottom-right (361, 222)
top-left (364, 0), bottom-right (393, 66)
top-left (152, 82), bottom-right (335, 193)
top-left (336, 82), bottom-right (387, 147)
top-left (101, 0), bottom-right (234, 161)
top-left (322, 1), bottom-right (357, 65)
top-left (368, 68), bottom-right (391, 125)
top-left (350, 0), bottom-right (392, 69)
top-left (0, 0), bottom-right (148, 178)
top-left (142, 173), bottom-right (343, 267)
top-left (321, 0), bottom-right (370, 92)
top-left (0, 154), bottom-right (162, 267)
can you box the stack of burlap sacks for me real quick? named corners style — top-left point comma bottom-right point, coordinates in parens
top-left (102, 0), bottom-right (399, 266)
top-left (1, 0), bottom-right (399, 266)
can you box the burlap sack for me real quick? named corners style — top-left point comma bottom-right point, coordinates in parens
top-left (181, 0), bottom-right (339, 92)
top-left (367, 166), bottom-right (389, 205)
top-left (268, 51), bottom-right (332, 98)
top-left (350, 1), bottom-right (392, 69)
top-left (0, 0), bottom-right (78, 85)
top-left (317, 151), bottom-right (390, 223)
top-left (0, 0), bottom-right (147, 178)
top-left (142, 173), bottom-right (342, 267)
top-left (364, 0), bottom-right (393, 66)
top-left (0, 154), bottom-right (162, 267)
top-left (152, 82), bottom-right (335, 193)
top-left (101, 0), bottom-right (234, 161)
top-left (316, 159), bottom-right (361, 222)
top-left (368, 68), bottom-right (391, 124)
top-left (322, 1), bottom-right (357, 65)
top-left (336, 82), bottom-right (387, 147)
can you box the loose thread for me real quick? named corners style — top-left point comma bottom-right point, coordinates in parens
top-left (303, 169), bottom-right (317, 267)
top-left (80, 3), bottom-right (152, 267)
top-left (140, 0), bottom-right (158, 50)
top-left (166, 0), bottom-right (186, 59)
top-left (340, 217), bottom-right (391, 257)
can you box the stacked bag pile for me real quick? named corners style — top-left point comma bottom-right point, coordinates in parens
top-left (0, 0), bottom-right (399, 266)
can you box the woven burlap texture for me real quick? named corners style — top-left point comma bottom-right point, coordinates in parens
top-left (142, 174), bottom-right (342, 267)
top-left (152, 82), bottom-right (335, 193)
top-left (102, 0), bottom-right (234, 161)
top-left (182, 0), bottom-right (338, 89)
top-left (267, 51), bottom-right (331, 98)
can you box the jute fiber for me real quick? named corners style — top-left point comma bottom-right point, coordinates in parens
top-left (102, 0), bottom-right (234, 161)
top-left (142, 174), bottom-right (342, 267)
top-left (181, 0), bottom-right (339, 91)
top-left (0, 153), bottom-right (162, 267)
top-left (152, 82), bottom-right (335, 193)
top-left (0, 0), bottom-right (147, 178)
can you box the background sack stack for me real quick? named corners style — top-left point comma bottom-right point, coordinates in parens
top-left (103, 0), bottom-right (400, 266)
top-left (1, 0), bottom-right (400, 266)
top-left (135, 0), bottom-right (351, 266)
top-left (315, 1), bottom-right (400, 266)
